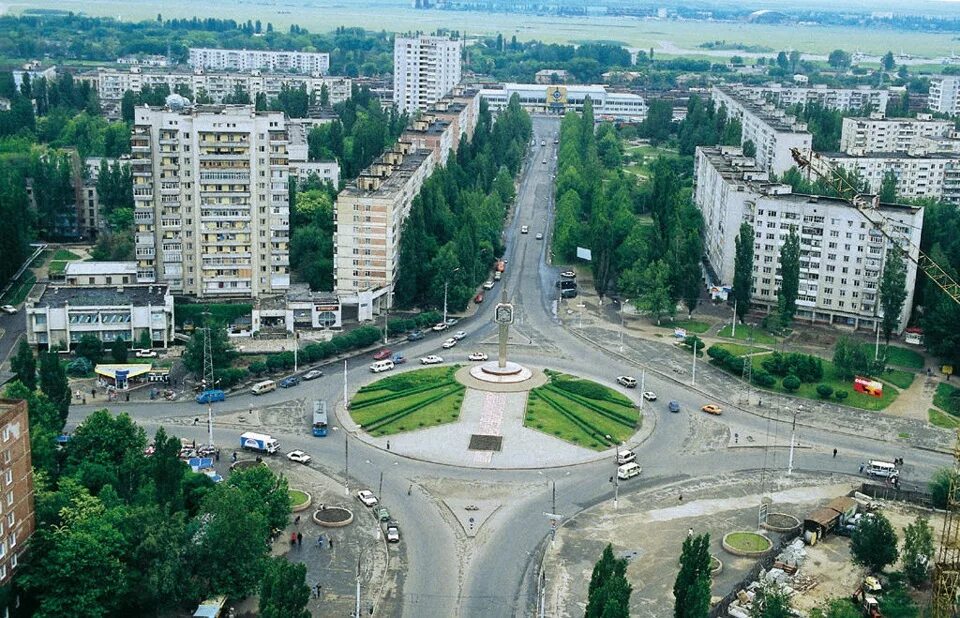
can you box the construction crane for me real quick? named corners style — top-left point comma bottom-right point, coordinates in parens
top-left (789, 148), bottom-right (960, 617)
top-left (790, 148), bottom-right (960, 307)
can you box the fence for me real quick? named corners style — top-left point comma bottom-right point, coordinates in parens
top-left (858, 482), bottom-right (934, 509)
top-left (708, 529), bottom-right (801, 618)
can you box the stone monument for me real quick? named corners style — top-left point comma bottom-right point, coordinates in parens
top-left (470, 286), bottom-right (532, 383)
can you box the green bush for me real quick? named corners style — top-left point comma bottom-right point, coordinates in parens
top-left (214, 367), bottom-right (248, 388)
top-left (415, 311), bottom-right (442, 327)
top-left (67, 357), bottom-right (93, 376)
top-left (552, 378), bottom-right (610, 401)
top-left (724, 354), bottom-right (746, 374)
top-left (761, 351), bottom-right (823, 382)
top-left (707, 345), bottom-right (731, 362)
top-left (248, 361), bottom-right (267, 376)
top-left (816, 384), bottom-right (834, 399)
top-left (834, 389), bottom-right (849, 401)
top-left (752, 369), bottom-right (776, 388)
top-left (782, 375), bottom-right (801, 392)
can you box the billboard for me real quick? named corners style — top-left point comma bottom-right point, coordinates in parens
top-left (546, 86), bottom-right (568, 107)
top-left (576, 246), bottom-right (593, 261)
top-left (853, 376), bottom-right (883, 398)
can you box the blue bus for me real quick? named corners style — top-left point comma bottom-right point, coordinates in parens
top-left (312, 401), bottom-right (328, 437)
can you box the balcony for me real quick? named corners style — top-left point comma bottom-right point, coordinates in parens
top-left (136, 248), bottom-right (156, 258)
top-left (135, 211), bottom-right (154, 225)
top-left (161, 218), bottom-right (182, 229)
top-left (162, 252), bottom-right (183, 263)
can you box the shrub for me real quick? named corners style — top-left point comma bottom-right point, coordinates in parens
top-left (248, 361), bottom-right (268, 376)
top-left (782, 375), bottom-right (801, 392)
top-left (552, 378), bottom-right (609, 400)
top-left (67, 357), bottom-right (93, 376)
top-left (214, 367), bottom-right (248, 388)
top-left (816, 384), bottom-right (834, 399)
top-left (752, 369), bottom-right (776, 388)
top-left (834, 389), bottom-right (849, 401)
top-left (724, 355), bottom-right (746, 374)
top-left (707, 345), bottom-right (731, 362)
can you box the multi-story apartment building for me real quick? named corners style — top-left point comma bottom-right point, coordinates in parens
top-left (694, 146), bottom-right (923, 332)
top-left (91, 67), bottom-right (351, 107)
top-left (25, 284), bottom-right (175, 349)
top-left (393, 35), bottom-right (463, 113)
top-left (132, 104), bottom-right (290, 298)
top-left (433, 87), bottom-right (482, 146)
top-left (818, 150), bottom-right (960, 204)
top-left (401, 114), bottom-right (454, 165)
top-left (929, 76), bottom-right (960, 116)
top-left (840, 113), bottom-right (956, 154)
top-left (286, 119), bottom-right (341, 188)
top-left (752, 83), bottom-right (890, 112)
top-left (334, 142), bottom-right (436, 321)
top-left (0, 399), bottom-right (34, 586)
top-left (711, 85), bottom-right (813, 175)
top-left (479, 83), bottom-right (647, 123)
top-left (188, 48), bottom-right (330, 75)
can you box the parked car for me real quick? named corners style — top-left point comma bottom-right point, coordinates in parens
top-left (445, 318), bottom-right (459, 326)
top-left (468, 352), bottom-right (488, 362)
top-left (374, 506), bottom-right (391, 522)
top-left (542, 159), bottom-right (547, 164)
top-left (453, 330), bottom-right (467, 341)
top-left (385, 521), bottom-right (400, 543)
top-left (474, 292), bottom-right (484, 304)
top-left (701, 404), bottom-right (722, 415)
top-left (535, 232), bottom-right (543, 240)
top-left (135, 349), bottom-right (158, 358)
top-left (286, 450), bottom-right (311, 464)
top-left (642, 391), bottom-right (657, 401)
top-left (407, 330), bottom-right (425, 341)
top-left (483, 281), bottom-right (495, 290)
top-left (357, 490), bottom-right (378, 507)
top-left (390, 354), bottom-right (407, 364)
top-left (420, 355), bottom-right (444, 365)
top-left (279, 376), bottom-right (301, 388)
top-left (303, 369), bottom-right (323, 380)
top-left (0, 305), bottom-right (17, 314)
top-left (373, 349), bottom-right (393, 360)
top-left (560, 270), bottom-right (576, 279)
top-left (616, 376), bottom-right (637, 388)
top-left (196, 390), bottom-right (226, 404)
top-left (432, 322), bottom-right (448, 332)
top-left (560, 288), bottom-right (578, 299)
top-left (521, 225), bottom-right (529, 234)
top-left (442, 338), bottom-right (457, 349)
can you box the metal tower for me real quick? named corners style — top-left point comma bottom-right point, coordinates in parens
top-left (933, 432), bottom-right (960, 617)
top-left (203, 325), bottom-right (215, 448)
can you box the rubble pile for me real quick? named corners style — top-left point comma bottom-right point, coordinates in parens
top-left (726, 539), bottom-right (816, 617)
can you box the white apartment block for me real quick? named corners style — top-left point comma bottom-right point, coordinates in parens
top-left (188, 48), bottom-right (330, 75)
top-left (132, 105), bottom-right (290, 299)
top-left (840, 113), bottom-right (956, 154)
top-left (752, 83), bottom-right (890, 113)
top-left (694, 146), bottom-right (923, 333)
top-left (393, 35), bottom-right (463, 114)
top-left (819, 150), bottom-right (960, 204)
top-left (479, 83), bottom-right (647, 123)
top-left (92, 67), bottom-right (350, 106)
top-left (929, 77), bottom-right (960, 116)
top-left (433, 87), bottom-right (482, 145)
top-left (711, 85), bottom-right (813, 175)
top-left (402, 114), bottom-right (455, 166)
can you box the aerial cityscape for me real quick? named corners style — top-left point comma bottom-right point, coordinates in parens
top-left (3, 0), bottom-right (960, 616)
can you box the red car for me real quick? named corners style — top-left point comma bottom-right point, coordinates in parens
top-left (373, 349), bottom-right (392, 361)
top-left (474, 292), bottom-right (484, 304)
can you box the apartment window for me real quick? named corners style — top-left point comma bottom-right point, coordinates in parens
top-left (2, 451), bottom-right (9, 465)
top-left (6, 512), bottom-right (12, 527)
top-left (4, 470), bottom-right (11, 487)
top-left (9, 532), bottom-right (16, 548)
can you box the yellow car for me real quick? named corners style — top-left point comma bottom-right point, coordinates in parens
top-left (701, 404), bottom-right (722, 415)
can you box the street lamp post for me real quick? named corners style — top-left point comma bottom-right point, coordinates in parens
top-left (691, 338), bottom-right (698, 386)
top-left (442, 268), bottom-right (460, 326)
top-left (619, 298), bottom-right (630, 352)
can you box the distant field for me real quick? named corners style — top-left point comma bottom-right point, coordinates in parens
top-left (9, 0), bottom-right (960, 57)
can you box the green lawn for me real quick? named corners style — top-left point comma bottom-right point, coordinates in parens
top-left (51, 249), bottom-right (81, 261)
top-left (1, 272), bottom-right (36, 305)
top-left (882, 345), bottom-right (925, 370)
top-left (718, 324), bottom-right (778, 345)
top-left (934, 382), bottom-right (960, 417)
top-left (714, 342), bottom-right (767, 357)
top-left (288, 489), bottom-right (309, 508)
top-left (526, 373), bottom-right (639, 451)
top-left (724, 532), bottom-right (771, 553)
top-left (929, 408), bottom-right (960, 430)
top-left (48, 261), bottom-right (67, 276)
top-left (655, 319), bottom-right (710, 334)
top-left (350, 366), bottom-right (465, 436)
top-left (882, 368), bottom-right (916, 390)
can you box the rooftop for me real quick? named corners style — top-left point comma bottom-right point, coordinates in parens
top-left (64, 261), bottom-right (137, 277)
top-left (715, 85), bottom-right (810, 134)
top-left (340, 148), bottom-right (433, 198)
top-left (34, 284), bottom-right (170, 309)
top-left (822, 150), bottom-right (960, 160)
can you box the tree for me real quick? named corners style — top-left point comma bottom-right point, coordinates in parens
top-left (182, 323), bottom-right (236, 375)
top-left (930, 468), bottom-right (957, 509)
top-left (782, 375), bottom-right (801, 392)
top-left (138, 330), bottom-right (153, 351)
top-left (674, 533), bottom-right (712, 618)
top-left (851, 512), bottom-right (899, 573)
top-left (75, 334), bottom-right (104, 364)
top-left (11, 338), bottom-right (36, 391)
top-left (733, 222), bottom-right (754, 321)
top-left (828, 49), bottom-right (852, 70)
top-left (902, 516), bottom-right (934, 587)
top-left (319, 83), bottom-right (330, 107)
top-left (810, 599), bottom-right (861, 618)
top-left (586, 544), bottom-right (632, 618)
top-left (121, 89), bottom-right (137, 123)
top-left (227, 464), bottom-right (291, 531)
top-left (879, 171), bottom-right (898, 203)
top-left (882, 51), bottom-right (896, 72)
top-left (751, 584), bottom-right (792, 618)
top-left (777, 227), bottom-right (800, 327)
top-left (636, 260), bottom-right (674, 325)
top-left (39, 350), bottom-right (70, 422)
top-left (110, 338), bottom-right (128, 363)
top-left (259, 557), bottom-right (311, 618)
top-left (776, 52), bottom-right (789, 71)
top-left (742, 139), bottom-right (756, 158)
top-left (879, 248), bottom-right (907, 344)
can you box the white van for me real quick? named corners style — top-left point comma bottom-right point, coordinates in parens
top-left (616, 449), bottom-right (636, 465)
top-left (617, 462), bottom-right (642, 480)
top-left (865, 460), bottom-right (899, 478)
top-left (251, 380), bottom-right (277, 395)
top-left (369, 360), bottom-right (395, 373)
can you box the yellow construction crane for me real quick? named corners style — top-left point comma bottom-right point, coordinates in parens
top-left (790, 148), bottom-right (960, 307)
top-left (789, 147), bottom-right (960, 617)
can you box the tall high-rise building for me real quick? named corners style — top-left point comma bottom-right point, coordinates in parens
top-left (929, 77), bottom-right (960, 116)
top-left (393, 34), bottom-right (463, 114)
top-left (132, 104), bottom-right (290, 298)
top-left (0, 399), bottom-right (35, 586)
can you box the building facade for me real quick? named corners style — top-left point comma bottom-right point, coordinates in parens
top-left (840, 113), bottom-right (956, 154)
top-left (188, 48), bottom-right (330, 75)
top-left (393, 35), bottom-right (463, 114)
top-left (819, 151), bottom-right (960, 204)
top-left (929, 77), bottom-right (960, 116)
top-left (711, 85), bottom-right (813, 175)
top-left (132, 104), bottom-right (290, 298)
top-left (64, 261), bottom-right (138, 286)
top-left (753, 83), bottom-right (890, 113)
top-left (0, 399), bottom-right (34, 587)
top-left (25, 284), bottom-right (175, 349)
top-left (479, 83), bottom-right (647, 123)
top-left (694, 147), bottom-right (923, 332)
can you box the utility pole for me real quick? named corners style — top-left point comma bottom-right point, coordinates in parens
top-left (874, 321), bottom-right (881, 361)
top-left (345, 431), bottom-right (350, 496)
top-left (343, 360), bottom-right (348, 408)
top-left (691, 338), bottom-right (698, 386)
top-left (443, 279), bottom-right (449, 326)
top-left (732, 298), bottom-right (737, 337)
top-left (552, 480), bottom-right (556, 516)
top-left (202, 314), bottom-right (214, 449)
top-left (613, 469), bottom-right (619, 510)
top-left (787, 407), bottom-right (798, 475)
top-left (354, 546), bottom-right (361, 618)
top-left (379, 471), bottom-right (383, 498)
top-left (293, 330), bottom-right (298, 372)
top-left (639, 370), bottom-right (645, 412)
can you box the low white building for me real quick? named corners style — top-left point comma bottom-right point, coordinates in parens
top-left (694, 146), bottom-right (923, 333)
top-left (479, 83), bottom-right (647, 123)
top-left (251, 285), bottom-right (342, 334)
top-left (64, 261), bottom-right (139, 287)
top-left (25, 284), bottom-right (175, 350)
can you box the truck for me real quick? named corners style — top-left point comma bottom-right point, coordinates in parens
top-left (240, 431), bottom-right (279, 454)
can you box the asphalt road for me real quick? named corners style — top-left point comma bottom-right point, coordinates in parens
top-left (63, 115), bottom-right (954, 618)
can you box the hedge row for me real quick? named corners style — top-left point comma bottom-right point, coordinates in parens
top-left (533, 390), bottom-right (616, 447)
top-left (542, 384), bottom-right (635, 427)
top-left (363, 384), bottom-right (464, 432)
top-left (350, 380), bottom-right (454, 410)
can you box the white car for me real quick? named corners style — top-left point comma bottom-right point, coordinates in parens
top-left (0, 305), bottom-right (17, 314)
top-left (432, 322), bottom-right (448, 332)
top-left (442, 338), bottom-right (457, 349)
top-left (357, 490), bottom-right (378, 507)
top-left (542, 159), bottom-right (547, 164)
top-left (445, 318), bottom-right (458, 326)
top-left (483, 281), bottom-right (495, 290)
top-left (135, 349), bottom-right (158, 358)
top-left (616, 376), bottom-right (637, 388)
top-left (420, 355), bottom-right (444, 365)
top-left (385, 522), bottom-right (400, 543)
top-left (642, 391), bottom-right (657, 401)
top-left (560, 270), bottom-right (576, 279)
top-left (468, 352), bottom-right (488, 362)
top-left (521, 225), bottom-right (529, 234)
top-left (453, 330), bottom-right (466, 341)
top-left (286, 450), bottom-right (312, 465)
top-left (535, 233), bottom-right (543, 240)
top-left (303, 369), bottom-right (323, 380)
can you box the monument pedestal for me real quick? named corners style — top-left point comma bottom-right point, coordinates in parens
top-left (469, 361), bottom-right (533, 384)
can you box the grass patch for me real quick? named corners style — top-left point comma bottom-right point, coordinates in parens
top-left (51, 249), bottom-right (81, 261)
top-left (717, 324), bottom-right (778, 345)
top-left (882, 368), bottom-right (915, 390)
top-left (930, 408), bottom-right (960, 429)
top-left (1, 272), bottom-right (36, 305)
top-left (350, 366), bottom-right (464, 435)
top-left (882, 345), bottom-right (924, 370)
top-left (48, 261), bottom-right (67, 275)
top-left (526, 373), bottom-right (639, 451)
top-left (725, 532), bottom-right (771, 553)
top-left (714, 342), bottom-right (767, 357)
top-left (288, 489), bottom-right (309, 508)
top-left (175, 302), bottom-right (252, 327)
top-left (934, 382), bottom-right (960, 417)
top-left (655, 319), bottom-right (710, 334)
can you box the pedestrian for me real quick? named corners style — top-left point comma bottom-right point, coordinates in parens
top-left (408, 484), bottom-right (412, 496)
top-left (316, 535), bottom-right (324, 548)
top-left (688, 527), bottom-right (693, 537)
top-left (215, 450), bottom-right (220, 462)
top-left (678, 493), bottom-right (683, 503)
top-left (231, 451), bottom-right (238, 463)
top-left (859, 463), bottom-right (865, 474)
top-left (290, 532), bottom-right (297, 545)
top-left (833, 448), bottom-right (837, 458)
top-left (82, 396), bottom-right (86, 405)
top-left (91, 388), bottom-right (96, 397)
top-left (294, 515), bottom-right (301, 526)
top-left (193, 417), bottom-right (199, 426)
top-left (734, 432), bottom-right (739, 444)
top-left (297, 532), bottom-right (303, 547)
top-left (386, 440), bottom-right (390, 451)
top-left (125, 392), bottom-right (130, 402)
top-left (758, 398), bottom-right (762, 407)
top-left (329, 537), bottom-right (333, 549)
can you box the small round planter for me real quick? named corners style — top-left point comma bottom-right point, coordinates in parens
top-left (710, 555), bottom-right (723, 576)
top-left (289, 489), bottom-right (312, 513)
top-left (313, 506), bottom-right (354, 528)
top-left (761, 512), bottom-right (801, 534)
top-left (722, 531), bottom-right (773, 557)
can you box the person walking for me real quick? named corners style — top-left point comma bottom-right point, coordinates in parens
top-left (833, 448), bottom-right (837, 458)
top-left (297, 532), bottom-right (303, 547)
top-left (859, 463), bottom-right (865, 474)
top-left (386, 440), bottom-right (390, 451)
top-left (328, 537), bottom-right (333, 549)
